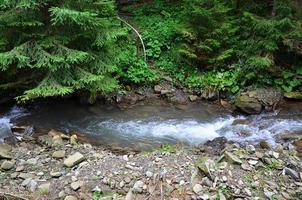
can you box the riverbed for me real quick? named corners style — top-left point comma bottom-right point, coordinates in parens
top-left (1, 100), bottom-right (302, 150)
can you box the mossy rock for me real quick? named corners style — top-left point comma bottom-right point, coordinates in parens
top-left (284, 92), bottom-right (302, 100)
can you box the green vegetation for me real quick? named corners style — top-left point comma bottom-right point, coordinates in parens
top-left (1, 0), bottom-right (302, 101)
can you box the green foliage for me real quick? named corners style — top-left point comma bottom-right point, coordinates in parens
top-left (125, 0), bottom-right (302, 94)
top-left (0, 0), bottom-right (130, 101)
top-left (120, 59), bottom-right (158, 84)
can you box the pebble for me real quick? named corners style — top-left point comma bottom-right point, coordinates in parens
top-left (145, 171), bottom-right (153, 178)
top-left (50, 171), bottom-right (62, 178)
top-left (64, 196), bottom-right (78, 200)
top-left (244, 188), bottom-right (252, 196)
top-left (26, 158), bottom-right (38, 165)
top-left (124, 177), bottom-right (131, 183)
top-left (193, 184), bottom-right (203, 194)
top-left (38, 182), bottom-right (51, 194)
top-left (123, 155), bottom-right (129, 161)
top-left (52, 150), bottom-right (66, 159)
top-left (133, 180), bottom-right (144, 193)
top-left (71, 181), bottom-right (81, 191)
top-left (248, 160), bottom-right (258, 165)
top-left (15, 165), bottom-right (24, 172)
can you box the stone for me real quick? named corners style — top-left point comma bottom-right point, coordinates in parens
top-left (232, 119), bottom-right (250, 126)
top-left (284, 92), bottom-right (302, 100)
top-left (224, 151), bottom-right (242, 164)
top-left (38, 182), bottom-right (51, 194)
top-left (193, 184), bottom-right (203, 194)
top-left (50, 171), bottom-right (62, 178)
top-left (220, 99), bottom-right (233, 110)
top-left (53, 135), bottom-right (63, 145)
top-left (244, 188), bottom-right (252, 196)
top-left (0, 121), bottom-right (15, 144)
top-left (70, 134), bottom-right (78, 145)
top-left (154, 85), bottom-right (162, 93)
top-left (22, 178), bottom-right (37, 192)
top-left (284, 167), bottom-right (300, 180)
top-left (122, 155), bottom-right (129, 161)
top-left (48, 130), bottom-right (64, 137)
top-left (145, 171), bottom-right (153, 178)
top-left (248, 160), bottom-right (258, 165)
top-left (260, 140), bottom-right (271, 149)
top-left (235, 94), bottom-right (262, 114)
top-left (37, 135), bottom-right (53, 147)
top-left (124, 177), bottom-right (131, 183)
top-left (246, 145), bottom-right (256, 153)
top-left (1, 160), bottom-right (14, 170)
top-left (26, 158), bottom-right (38, 165)
top-left (52, 150), bottom-right (66, 159)
top-left (64, 196), bottom-right (78, 200)
top-left (125, 189), bottom-right (134, 200)
top-left (189, 95), bottom-right (198, 102)
top-left (64, 152), bottom-right (85, 167)
top-left (71, 181), bottom-right (81, 191)
top-left (133, 180), bottom-right (144, 193)
top-left (16, 165), bottom-right (24, 172)
top-left (0, 143), bottom-right (12, 159)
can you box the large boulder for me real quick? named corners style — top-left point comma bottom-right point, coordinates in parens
top-left (235, 95), bottom-right (262, 114)
top-left (0, 121), bottom-right (15, 144)
top-left (235, 88), bottom-right (282, 114)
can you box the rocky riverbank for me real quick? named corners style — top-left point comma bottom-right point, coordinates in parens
top-left (1, 129), bottom-right (302, 200)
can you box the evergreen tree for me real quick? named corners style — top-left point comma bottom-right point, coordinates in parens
top-left (0, 0), bottom-right (129, 102)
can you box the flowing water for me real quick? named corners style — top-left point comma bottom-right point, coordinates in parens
top-left (1, 100), bottom-right (302, 150)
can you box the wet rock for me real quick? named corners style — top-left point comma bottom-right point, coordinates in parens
top-left (52, 150), bottom-right (66, 159)
top-left (193, 184), bottom-right (203, 194)
top-left (220, 99), bottom-right (233, 110)
top-left (1, 160), bottom-right (14, 170)
top-left (189, 95), bottom-right (198, 102)
top-left (235, 94), bottom-right (262, 114)
top-left (224, 151), bottom-right (242, 164)
top-left (133, 180), bottom-right (144, 193)
top-left (284, 92), bottom-right (302, 100)
top-left (260, 140), bottom-right (271, 149)
top-left (64, 152), bottom-right (85, 167)
top-left (203, 137), bottom-right (227, 155)
top-left (0, 121), bottom-right (15, 144)
top-left (232, 119), bottom-right (250, 126)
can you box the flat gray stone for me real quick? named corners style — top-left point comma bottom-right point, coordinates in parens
top-left (64, 152), bottom-right (85, 168)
